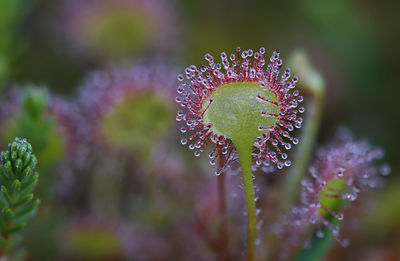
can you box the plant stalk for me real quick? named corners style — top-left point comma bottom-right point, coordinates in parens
top-left (236, 142), bottom-right (257, 261)
top-left (217, 153), bottom-right (229, 261)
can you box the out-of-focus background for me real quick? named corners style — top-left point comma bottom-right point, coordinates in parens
top-left (0, 0), bottom-right (399, 260)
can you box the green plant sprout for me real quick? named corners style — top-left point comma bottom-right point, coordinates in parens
top-left (0, 138), bottom-right (40, 259)
top-left (2, 87), bottom-right (63, 201)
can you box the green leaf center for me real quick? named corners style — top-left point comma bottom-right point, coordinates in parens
top-left (318, 178), bottom-right (347, 217)
top-left (202, 82), bottom-right (279, 146)
top-left (101, 92), bottom-right (172, 154)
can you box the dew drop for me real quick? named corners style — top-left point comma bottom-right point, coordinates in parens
top-left (277, 162), bottom-right (284, 169)
top-left (346, 193), bottom-right (357, 201)
top-left (341, 239), bottom-right (350, 247)
top-left (369, 181), bottom-right (377, 188)
top-left (258, 125), bottom-right (264, 131)
top-left (284, 160), bottom-right (292, 167)
top-left (337, 167), bottom-right (345, 177)
top-left (194, 151), bottom-right (201, 157)
top-left (177, 74), bottom-right (184, 81)
top-left (380, 164), bottom-right (391, 176)
top-left (180, 127), bottom-right (187, 133)
top-left (205, 53), bottom-right (213, 62)
top-left (332, 226), bottom-right (339, 237)
top-left (180, 138), bottom-right (187, 145)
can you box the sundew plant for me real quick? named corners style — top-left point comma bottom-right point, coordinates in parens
top-left (177, 47), bottom-right (303, 260)
top-left (0, 1), bottom-right (397, 260)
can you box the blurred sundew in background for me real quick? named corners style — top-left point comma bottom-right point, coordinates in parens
top-left (0, 0), bottom-right (399, 260)
top-left (58, 0), bottom-right (178, 63)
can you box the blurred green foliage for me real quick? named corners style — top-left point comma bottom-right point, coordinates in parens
top-left (0, 0), bottom-right (38, 87)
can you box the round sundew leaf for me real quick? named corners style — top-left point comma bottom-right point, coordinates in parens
top-left (101, 92), bottom-right (172, 154)
top-left (318, 179), bottom-right (347, 217)
top-left (82, 6), bottom-right (151, 58)
top-left (202, 82), bottom-right (279, 146)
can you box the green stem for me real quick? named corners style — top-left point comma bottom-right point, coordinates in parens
top-left (236, 142), bottom-right (257, 261)
top-left (217, 153), bottom-right (229, 261)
